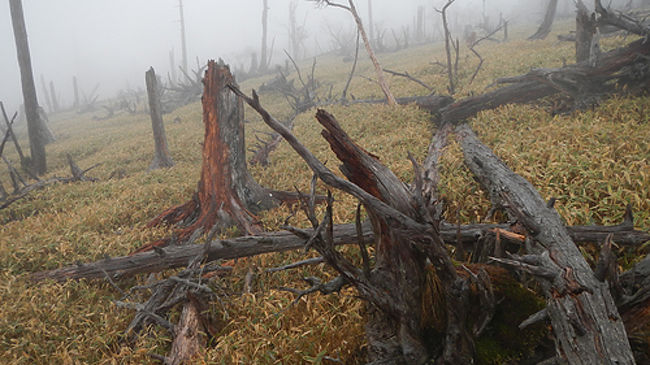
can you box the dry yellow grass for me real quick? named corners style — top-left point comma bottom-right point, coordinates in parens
top-left (0, 19), bottom-right (648, 364)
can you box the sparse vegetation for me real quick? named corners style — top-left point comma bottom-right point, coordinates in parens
top-left (0, 18), bottom-right (648, 364)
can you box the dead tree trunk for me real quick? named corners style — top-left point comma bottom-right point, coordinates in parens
top-left (440, 0), bottom-right (457, 95)
top-left (9, 0), bottom-right (53, 175)
top-left (576, 1), bottom-right (597, 63)
top-left (139, 61), bottom-right (275, 253)
top-left (260, 0), bottom-right (269, 73)
top-left (320, 0), bottom-right (396, 105)
top-left (416, 6), bottom-right (425, 41)
top-left (232, 80), bottom-right (491, 363)
top-left (31, 217), bottom-right (648, 282)
top-left (39, 75), bottom-right (52, 114)
top-left (145, 67), bottom-right (174, 170)
top-left (457, 123), bottom-right (635, 364)
top-left (49, 80), bottom-right (59, 113)
top-left (178, 0), bottom-right (188, 75)
top-left (529, 0), bottom-right (559, 40)
top-left (72, 76), bottom-right (79, 109)
top-left (439, 37), bottom-right (650, 124)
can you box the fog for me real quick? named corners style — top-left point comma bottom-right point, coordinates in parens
top-left (0, 0), bottom-right (634, 114)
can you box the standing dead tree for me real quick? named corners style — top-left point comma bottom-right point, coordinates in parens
top-left (529, 0), bottom-right (559, 40)
top-left (313, 0), bottom-right (397, 105)
top-left (437, 0), bottom-right (459, 95)
top-left (288, 1), bottom-right (308, 61)
top-left (576, 0), bottom-right (598, 63)
top-left (146, 67), bottom-right (174, 170)
top-left (72, 76), bottom-right (80, 109)
top-left (39, 75), bottom-right (53, 113)
top-left (9, 0), bottom-right (55, 175)
top-left (178, 0), bottom-right (188, 75)
top-left (341, 30), bottom-right (361, 101)
top-left (259, 0), bottom-right (272, 73)
top-left (49, 81), bottom-right (59, 113)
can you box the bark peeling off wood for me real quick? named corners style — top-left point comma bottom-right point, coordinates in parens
top-left (457, 123), bottom-right (635, 364)
top-left (136, 61), bottom-right (276, 254)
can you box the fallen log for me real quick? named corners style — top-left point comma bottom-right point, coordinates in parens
top-left (31, 222), bottom-right (372, 282)
top-left (31, 214), bottom-right (648, 282)
top-left (438, 37), bottom-right (650, 125)
top-left (457, 122), bottom-right (635, 364)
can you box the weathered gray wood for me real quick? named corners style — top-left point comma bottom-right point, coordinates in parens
top-left (575, 0), bottom-right (596, 64)
top-left (438, 37), bottom-right (650, 125)
top-left (145, 67), bottom-right (174, 170)
top-left (457, 123), bottom-right (635, 364)
top-left (72, 76), bottom-right (79, 108)
top-left (31, 222), bottom-right (372, 282)
top-left (9, 0), bottom-right (52, 174)
top-left (49, 80), bottom-right (59, 113)
top-left (39, 75), bottom-right (53, 113)
top-left (31, 220), bottom-right (647, 282)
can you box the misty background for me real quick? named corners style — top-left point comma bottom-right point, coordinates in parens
top-left (1, 0), bottom-right (621, 115)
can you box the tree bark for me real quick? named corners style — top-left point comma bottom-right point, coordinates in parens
top-left (138, 61), bottom-right (275, 253)
top-left (31, 222), bottom-right (372, 282)
top-left (529, 0), bottom-right (559, 40)
top-left (576, 1), bottom-right (593, 63)
top-left (438, 37), bottom-right (650, 125)
top-left (9, 0), bottom-right (53, 174)
top-left (30, 219), bottom-right (648, 283)
top-left (457, 123), bottom-right (635, 364)
top-left (145, 67), bottom-right (174, 170)
top-left (316, 109), bottom-right (430, 364)
top-left (167, 294), bottom-right (206, 365)
top-left (231, 83), bottom-right (484, 363)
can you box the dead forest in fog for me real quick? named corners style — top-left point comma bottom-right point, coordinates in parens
top-left (2, 0), bottom-right (650, 364)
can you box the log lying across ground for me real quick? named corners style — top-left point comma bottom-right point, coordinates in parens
top-left (458, 123), bottom-right (636, 364)
top-left (31, 218), bottom-right (648, 283)
top-left (438, 37), bottom-right (650, 124)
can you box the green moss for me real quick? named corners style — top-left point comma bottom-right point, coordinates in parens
top-left (475, 268), bottom-right (550, 364)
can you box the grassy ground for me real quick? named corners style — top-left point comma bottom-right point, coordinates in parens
top-left (0, 20), bottom-right (648, 364)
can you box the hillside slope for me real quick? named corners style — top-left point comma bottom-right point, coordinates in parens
top-left (0, 20), bottom-right (648, 364)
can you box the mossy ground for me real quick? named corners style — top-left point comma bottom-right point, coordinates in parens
top-left (0, 19), bottom-right (648, 364)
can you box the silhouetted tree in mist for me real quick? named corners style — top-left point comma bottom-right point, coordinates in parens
top-left (9, 0), bottom-right (55, 175)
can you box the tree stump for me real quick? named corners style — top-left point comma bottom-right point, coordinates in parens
top-left (138, 61), bottom-right (274, 253)
top-left (146, 67), bottom-right (174, 170)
